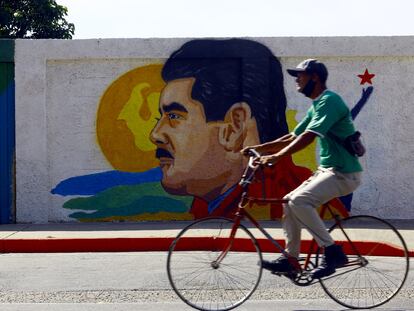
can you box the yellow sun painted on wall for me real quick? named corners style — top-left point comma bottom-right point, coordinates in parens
top-left (96, 64), bottom-right (164, 172)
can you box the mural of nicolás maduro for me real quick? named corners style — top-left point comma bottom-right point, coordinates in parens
top-left (150, 38), bottom-right (329, 219)
top-left (54, 38), bottom-right (353, 222)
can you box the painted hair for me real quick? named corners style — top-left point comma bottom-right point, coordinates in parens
top-left (162, 38), bottom-right (288, 142)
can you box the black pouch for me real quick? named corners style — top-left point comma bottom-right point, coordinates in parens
top-left (344, 131), bottom-right (366, 157)
top-left (343, 131), bottom-right (366, 157)
top-left (329, 131), bottom-right (366, 157)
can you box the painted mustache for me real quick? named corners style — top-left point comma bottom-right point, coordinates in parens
top-left (156, 148), bottom-right (174, 159)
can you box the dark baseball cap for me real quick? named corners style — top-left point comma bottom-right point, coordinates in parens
top-left (287, 59), bottom-right (328, 82)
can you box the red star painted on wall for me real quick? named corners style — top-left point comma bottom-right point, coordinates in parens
top-left (358, 69), bottom-right (375, 85)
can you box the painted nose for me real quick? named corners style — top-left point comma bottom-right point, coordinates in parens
top-left (150, 121), bottom-right (168, 145)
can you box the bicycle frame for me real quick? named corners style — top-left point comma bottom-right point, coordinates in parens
top-left (167, 150), bottom-right (410, 310)
top-left (214, 150), bottom-right (365, 274)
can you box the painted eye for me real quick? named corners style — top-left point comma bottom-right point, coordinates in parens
top-left (167, 113), bottom-right (181, 120)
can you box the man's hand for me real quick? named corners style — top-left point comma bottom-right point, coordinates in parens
top-left (256, 154), bottom-right (280, 166)
top-left (240, 146), bottom-right (254, 156)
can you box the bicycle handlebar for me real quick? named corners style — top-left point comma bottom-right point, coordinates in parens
top-left (247, 149), bottom-right (261, 169)
top-left (247, 148), bottom-right (260, 158)
top-left (246, 148), bottom-right (273, 169)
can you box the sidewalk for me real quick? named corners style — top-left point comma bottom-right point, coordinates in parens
top-left (0, 220), bottom-right (413, 255)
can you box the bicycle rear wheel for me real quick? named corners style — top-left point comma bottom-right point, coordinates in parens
top-left (319, 215), bottom-right (409, 309)
top-left (167, 217), bottom-right (263, 311)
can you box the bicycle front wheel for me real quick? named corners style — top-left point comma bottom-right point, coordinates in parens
top-left (167, 217), bottom-right (263, 311)
top-left (319, 215), bottom-right (409, 309)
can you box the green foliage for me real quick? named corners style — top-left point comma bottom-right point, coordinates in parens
top-left (63, 182), bottom-right (193, 220)
top-left (0, 0), bottom-right (75, 39)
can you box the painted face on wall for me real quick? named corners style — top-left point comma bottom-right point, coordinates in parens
top-left (150, 77), bottom-right (233, 200)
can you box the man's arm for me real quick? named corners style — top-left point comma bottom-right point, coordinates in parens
top-left (259, 131), bottom-right (317, 164)
top-left (242, 133), bottom-right (296, 155)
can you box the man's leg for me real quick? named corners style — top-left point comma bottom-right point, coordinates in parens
top-left (282, 169), bottom-right (336, 257)
top-left (287, 168), bottom-right (360, 246)
top-left (262, 168), bottom-right (360, 274)
top-left (286, 167), bottom-right (361, 277)
top-left (261, 175), bottom-right (316, 273)
top-left (282, 201), bottom-right (302, 258)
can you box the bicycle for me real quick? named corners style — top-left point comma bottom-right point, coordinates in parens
top-left (167, 149), bottom-right (409, 311)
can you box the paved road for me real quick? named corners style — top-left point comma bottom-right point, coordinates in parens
top-left (0, 252), bottom-right (412, 310)
top-left (1, 300), bottom-right (413, 311)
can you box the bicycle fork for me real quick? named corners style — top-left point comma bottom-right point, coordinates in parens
top-left (211, 216), bottom-right (242, 269)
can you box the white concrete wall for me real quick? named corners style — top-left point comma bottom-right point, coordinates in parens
top-left (15, 37), bottom-right (414, 223)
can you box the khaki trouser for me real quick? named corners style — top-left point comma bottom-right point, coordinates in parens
top-left (283, 167), bottom-right (362, 258)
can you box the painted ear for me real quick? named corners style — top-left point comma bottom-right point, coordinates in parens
top-left (218, 102), bottom-right (251, 151)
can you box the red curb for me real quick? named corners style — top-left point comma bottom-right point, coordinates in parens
top-left (172, 237), bottom-right (414, 257)
top-left (0, 237), bottom-right (412, 257)
top-left (0, 238), bottom-right (175, 253)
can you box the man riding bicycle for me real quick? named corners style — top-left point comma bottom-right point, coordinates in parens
top-left (242, 59), bottom-right (363, 278)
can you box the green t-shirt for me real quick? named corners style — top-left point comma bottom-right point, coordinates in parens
top-left (293, 90), bottom-right (363, 173)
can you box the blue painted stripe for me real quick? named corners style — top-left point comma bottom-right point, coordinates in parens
top-left (51, 167), bottom-right (162, 196)
top-left (0, 75), bottom-right (15, 224)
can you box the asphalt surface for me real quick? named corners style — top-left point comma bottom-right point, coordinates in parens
top-left (0, 252), bottom-right (412, 310)
top-left (0, 220), bottom-right (412, 310)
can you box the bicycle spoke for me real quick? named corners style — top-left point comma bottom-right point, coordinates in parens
top-left (218, 267), bottom-right (254, 292)
top-left (220, 262), bottom-right (261, 278)
top-left (368, 264), bottom-right (403, 289)
top-left (167, 217), bottom-right (262, 311)
top-left (172, 263), bottom-right (211, 287)
top-left (320, 215), bottom-right (409, 309)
